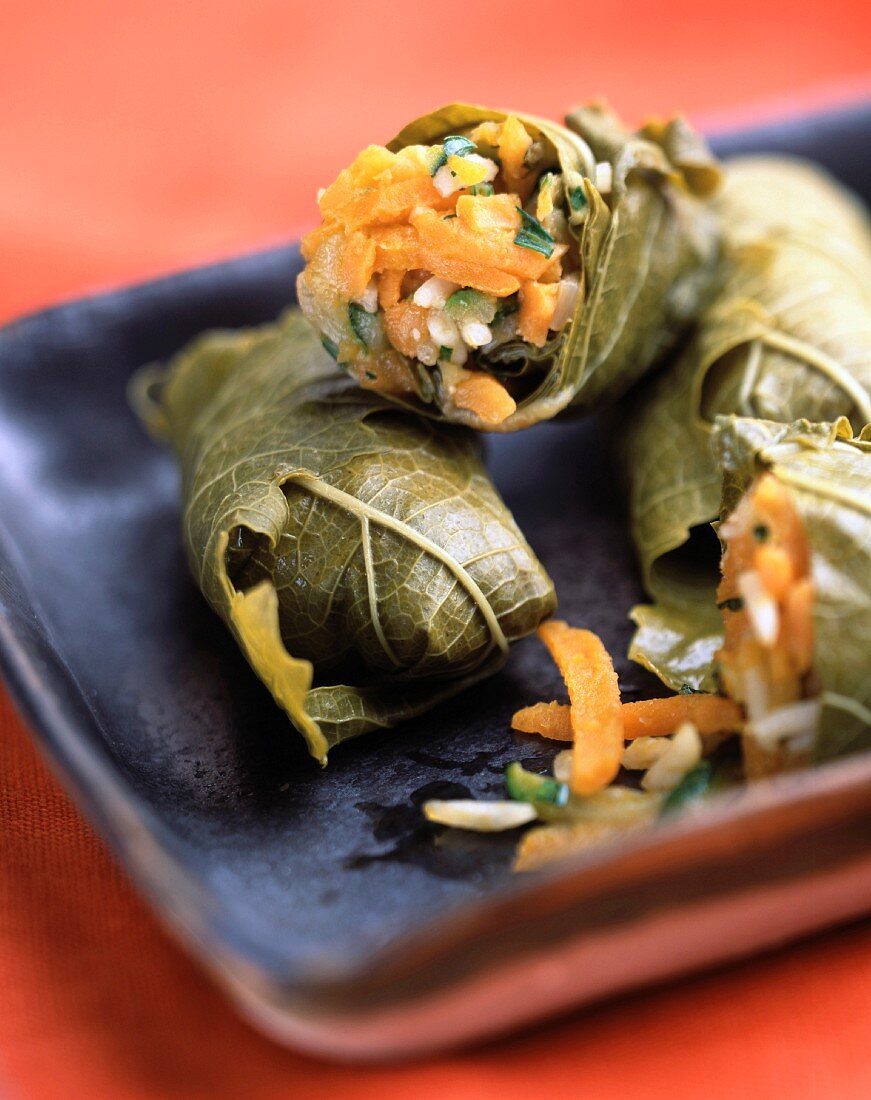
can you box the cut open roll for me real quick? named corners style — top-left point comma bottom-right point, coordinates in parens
top-left (625, 156), bottom-right (871, 684)
top-left (635, 416), bottom-right (871, 766)
top-left (297, 102), bottom-right (721, 431)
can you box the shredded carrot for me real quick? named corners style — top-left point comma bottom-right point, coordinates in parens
top-left (370, 225), bottom-right (522, 297)
top-left (518, 281), bottom-right (559, 346)
top-left (339, 177), bottom-right (456, 233)
top-left (754, 544), bottom-right (795, 601)
top-left (753, 474), bottom-right (810, 578)
top-left (305, 121), bottom-right (570, 398)
top-left (537, 621), bottom-right (623, 795)
top-left (512, 694), bottom-right (743, 742)
top-left (338, 232), bottom-right (377, 301)
top-left (452, 375), bottom-right (517, 425)
top-left (455, 193), bottom-right (521, 234)
top-left (514, 821), bottom-right (628, 871)
top-left (622, 695), bottom-right (744, 739)
top-left (511, 700), bottom-right (572, 739)
top-left (468, 120), bottom-right (502, 146)
top-left (784, 577), bottom-right (815, 671)
top-left (417, 256), bottom-right (522, 298)
top-left (300, 222), bottom-right (340, 263)
top-left (409, 207), bottom-right (554, 282)
top-left (717, 472), bottom-right (815, 720)
top-left (498, 115), bottom-right (535, 200)
top-left (377, 269), bottom-right (405, 309)
top-left (351, 348), bottom-right (418, 396)
top-left (381, 301), bottom-right (431, 359)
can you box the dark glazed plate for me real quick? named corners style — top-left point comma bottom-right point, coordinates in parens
top-left (1, 103), bottom-right (871, 1059)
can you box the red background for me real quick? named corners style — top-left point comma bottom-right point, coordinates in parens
top-left (2, 3), bottom-right (871, 1096)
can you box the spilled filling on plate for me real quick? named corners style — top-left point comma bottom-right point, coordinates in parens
top-left (716, 472), bottom-right (817, 778)
top-left (425, 477), bottom-right (825, 871)
top-left (297, 116), bottom-right (584, 426)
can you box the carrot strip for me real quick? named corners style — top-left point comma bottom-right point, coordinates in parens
top-left (784, 577), bottom-right (815, 671)
top-left (512, 694), bottom-right (743, 742)
top-left (518, 281), bottom-right (559, 346)
top-left (514, 821), bottom-right (627, 871)
top-left (338, 231), bottom-right (377, 301)
top-left (410, 207), bottom-right (553, 281)
top-left (452, 375), bottom-right (517, 425)
top-left (754, 544), bottom-right (795, 601)
top-left (382, 300), bottom-right (430, 358)
top-left (537, 621), bottom-right (623, 795)
top-left (511, 700), bottom-right (572, 740)
top-left (622, 695), bottom-right (744, 739)
top-left (498, 115), bottom-right (535, 201)
top-left (455, 193), bottom-right (521, 233)
top-left (377, 270), bottom-right (405, 309)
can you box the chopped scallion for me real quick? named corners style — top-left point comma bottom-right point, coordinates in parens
top-left (514, 207), bottom-right (554, 258)
top-left (660, 761), bottom-right (713, 817)
top-left (505, 762), bottom-right (570, 807)
top-left (430, 134), bottom-right (477, 175)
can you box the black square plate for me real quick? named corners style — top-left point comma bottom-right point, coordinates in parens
top-left (2, 102), bottom-right (870, 1059)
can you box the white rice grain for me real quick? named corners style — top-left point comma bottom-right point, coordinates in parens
top-left (354, 281), bottom-right (378, 314)
top-left (746, 699), bottom-right (821, 751)
top-left (551, 275), bottom-right (580, 331)
top-left (595, 161), bottom-right (613, 194)
top-left (423, 799), bottom-right (537, 831)
top-left (738, 570), bottom-right (779, 647)
top-left (427, 311), bottom-right (460, 347)
top-left (461, 321), bottom-right (492, 348)
top-left (553, 749), bottom-right (573, 783)
top-left (413, 276), bottom-right (458, 309)
top-left (623, 736), bottom-right (670, 771)
top-left (641, 722), bottom-right (703, 792)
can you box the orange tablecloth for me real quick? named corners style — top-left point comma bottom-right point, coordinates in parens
top-left (2, 4), bottom-right (871, 1096)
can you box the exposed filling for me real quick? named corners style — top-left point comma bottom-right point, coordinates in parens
top-left (716, 473), bottom-right (818, 776)
top-left (297, 117), bottom-right (583, 426)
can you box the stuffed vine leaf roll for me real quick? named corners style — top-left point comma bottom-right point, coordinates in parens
top-left (134, 310), bottom-right (556, 762)
top-left (297, 102), bottom-right (721, 430)
top-left (625, 157), bottom-right (871, 685)
top-left (712, 417), bottom-right (870, 767)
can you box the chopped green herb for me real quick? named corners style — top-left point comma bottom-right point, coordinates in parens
top-left (660, 761), bottom-right (713, 817)
top-left (444, 287), bottom-right (496, 324)
top-left (569, 186), bottom-right (586, 212)
top-left (469, 182), bottom-right (494, 196)
top-left (679, 683), bottom-right (703, 695)
top-left (438, 345), bottom-right (452, 361)
top-left (429, 134), bottom-right (477, 175)
top-left (753, 524), bottom-right (770, 542)
top-left (347, 303), bottom-right (380, 349)
top-left (514, 207), bottom-right (554, 258)
top-left (364, 370), bottom-right (377, 380)
top-left (348, 303), bottom-right (374, 348)
top-left (443, 213), bottom-right (457, 220)
top-left (444, 134), bottom-right (476, 158)
top-left (717, 597), bottom-right (744, 612)
top-left (320, 336), bottom-right (339, 360)
top-left (505, 762), bottom-right (569, 807)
